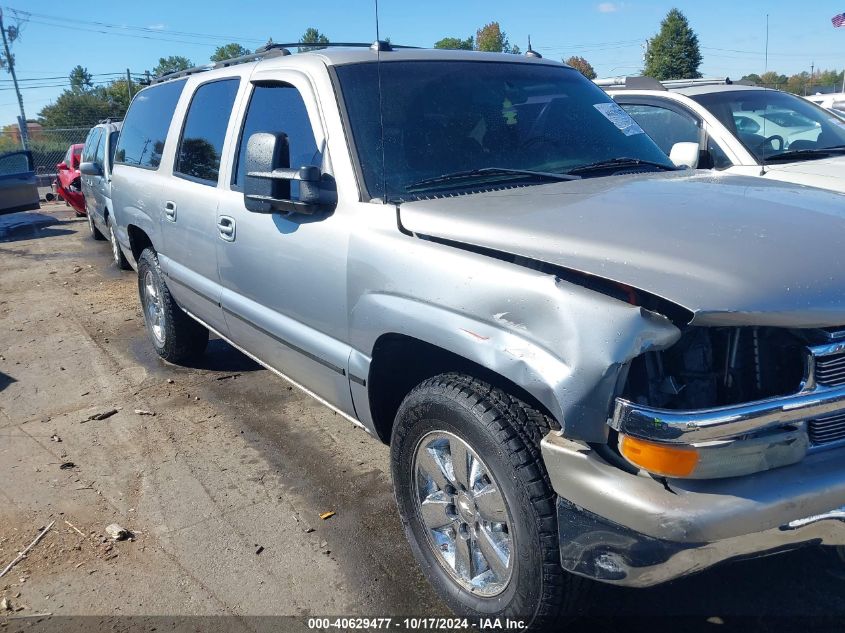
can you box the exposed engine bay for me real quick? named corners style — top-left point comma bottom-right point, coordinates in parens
top-left (621, 326), bottom-right (813, 410)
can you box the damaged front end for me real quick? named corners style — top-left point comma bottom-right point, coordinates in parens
top-left (541, 321), bottom-right (845, 587)
top-left (609, 326), bottom-right (845, 479)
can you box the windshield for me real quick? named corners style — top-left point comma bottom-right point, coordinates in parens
top-left (691, 89), bottom-right (845, 162)
top-left (334, 61), bottom-right (674, 201)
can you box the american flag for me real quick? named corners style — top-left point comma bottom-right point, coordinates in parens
top-left (834, 12), bottom-right (845, 27)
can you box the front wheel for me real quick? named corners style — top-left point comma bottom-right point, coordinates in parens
top-left (107, 215), bottom-right (131, 270)
top-left (390, 374), bottom-right (585, 627)
top-left (137, 248), bottom-right (208, 364)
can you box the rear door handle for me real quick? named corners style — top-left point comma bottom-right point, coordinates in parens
top-left (164, 201), bottom-right (177, 221)
top-left (217, 215), bottom-right (235, 242)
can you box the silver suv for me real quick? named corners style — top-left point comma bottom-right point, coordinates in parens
top-left (80, 120), bottom-right (126, 268)
top-left (111, 44), bottom-right (845, 624)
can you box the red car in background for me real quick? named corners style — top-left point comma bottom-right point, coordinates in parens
top-left (54, 143), bottom-right (85, 216)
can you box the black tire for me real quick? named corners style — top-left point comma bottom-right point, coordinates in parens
top-left (137, 248), bottom-right (208, 363)
top-left (390, 373), bottom-right (586, 628)
top-left (87, 209), bottom-right (105, 240)
top-left (107, 214), bottom-right (131, 270)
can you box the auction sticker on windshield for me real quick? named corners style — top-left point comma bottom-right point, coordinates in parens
top-left (594, 102), bottom-right (646, 136)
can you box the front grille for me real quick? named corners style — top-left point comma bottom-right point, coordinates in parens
top-left (814, 352), bottom-right (845, 387)
top-left (809, 411), bottom-right (845, 445)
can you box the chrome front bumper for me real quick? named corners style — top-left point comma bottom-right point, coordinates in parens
top-left (611, 383), bottom-right (845, 445)
top-left (541, 433), bottom-right (845, 587)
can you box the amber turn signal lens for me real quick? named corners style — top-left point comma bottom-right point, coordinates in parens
top-left (620, 435), bottom-right (699, 477)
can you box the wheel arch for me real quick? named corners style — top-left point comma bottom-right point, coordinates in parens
top-left (364, 330), bottom-right (563, 445)
top-left (127, 224), bottom-right (154, 264)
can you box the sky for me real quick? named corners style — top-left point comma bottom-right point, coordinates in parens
top-left (2, 0), bottom-right (845, 126)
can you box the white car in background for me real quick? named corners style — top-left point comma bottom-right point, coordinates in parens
top-left (806, 92), bottom-right (845, 118)
top-left (599, 77), bottom-right (845, 193)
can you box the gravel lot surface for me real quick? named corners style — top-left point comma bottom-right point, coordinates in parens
top-left (2, 205), bottom-right (845, 632)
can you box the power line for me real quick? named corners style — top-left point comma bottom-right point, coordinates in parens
top-left (0, 72), bottom-right (134, 83)
top-left (0, 78), bottom-right (142, 91)
top-left (7, 7), bottom-right (268, 44)
top-left (6, 7), bottom-right (269, 48)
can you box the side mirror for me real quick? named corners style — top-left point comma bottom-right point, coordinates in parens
top-left (243, 132), bottom-right (335, 215)
top-left (79, 161), bottom-right (103, 176)
top-left (669, 142), bottom-right (700, 169)
top-left (56, 161), bottom-right (69, 171)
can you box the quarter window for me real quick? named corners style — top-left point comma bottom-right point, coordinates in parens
top-left (115, 79), bottom-right (186, 169)
top-left (82, 128), bottom-right (102, 163)
top-left (175, 78), bottom-right (240, 185)
top-left (233, 84), bottom-right (321, 191)
top-left (95, 131), bottom-right (106, 165)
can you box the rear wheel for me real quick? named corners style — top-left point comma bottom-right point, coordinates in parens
top-left (137, 248), bottom-right (208, 363)
top-left (390, 374), bottom-right (585, 627)
top-left (87, 210), bottom-right (105, 240)
top-left (107, 215), bottom-right (131, 270)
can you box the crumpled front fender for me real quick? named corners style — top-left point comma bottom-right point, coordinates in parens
top-left (348, 229), bottom-right (681, 442)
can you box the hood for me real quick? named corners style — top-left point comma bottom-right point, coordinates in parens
top-left (398, 171), bottom-right (845, 327)
top-left (764, 154), bottom-right (845, 193)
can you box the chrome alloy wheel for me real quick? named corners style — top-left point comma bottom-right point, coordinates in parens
top-left (143, 270), bottom-right (166, 345)
top-left (412, 430), bottom-right (514, 596)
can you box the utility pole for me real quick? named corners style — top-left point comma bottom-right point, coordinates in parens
top-left (809, 62), bottom-right (814, 95)
top-left (0, 8), bottom-right (28, 150)
top-left (126, 68), bottom-right (133, 100)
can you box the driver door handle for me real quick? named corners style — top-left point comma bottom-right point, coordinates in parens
top-left (164, 201), bottom-right (177, 221)
top-left (217, 215), bottom-right (235, 242)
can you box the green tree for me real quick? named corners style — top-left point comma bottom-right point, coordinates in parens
top-left (785, 71), bottom-right (810, 95)
top-left (643, 8), bottom-right (702, 80)
top-left (476, 22), bottom-right (519, 53)
top-left (298, 27), bottom-right (329, 52)
top-left (816, 69), bottom-right (844, 91)
top-left (38, 91), bottom-right (115, 127)
top-left (759, 71), bottom-right (787, 88)
top-left (434, 36), bottom-right (474, 50)
top-left (69, 65), bottom-right (93, 92)
top-left (153, 55), bottom-right (193, 77)
top-left (741, 73), bottom-right (762, 85)
top-left (211, 43), bottom-right (251, 62)
top-left (37, 76), bottom-right (132, 128)
top-left (565, 56), bottom-right (597, 79)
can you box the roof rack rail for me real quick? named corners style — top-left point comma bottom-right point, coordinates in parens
top-left (151, 40), bottom-right (416, 84)
top-left (595, 76), bottom-right (746, 91)
top-left (594, 76), bottom-right (666, 91)
top-left (151, 63), bottom-right (214, 84)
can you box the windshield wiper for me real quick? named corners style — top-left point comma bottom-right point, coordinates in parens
top-left (406, 167), bottom-right (580, 192)
top-left (566, 157), bottom-right (679, 176)
top-left (766, 146), bottom-right (845, 162)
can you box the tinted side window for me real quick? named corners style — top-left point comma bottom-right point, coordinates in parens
top-left (95, 132), bottom-right (106, 165)
top-left (0, 152), bottom-right (31, 176)
top-left (82, 128), bottom-right (102, 163)
top-left (115, 79), bottom-right (186, 169)
top-left (108, 131), bottom-right (120, 170)
top-left (620, 103), bottom-right (699, 154)
top-left (174, 79), bottom-right (240, 184)
top-left (233, 84), bottom-right (321, 190)
top-left (706, 136), bottom-right (733, 170)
